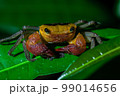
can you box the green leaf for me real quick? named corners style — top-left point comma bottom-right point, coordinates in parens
top-left (0, 25), bottom-right (79, 80)
top-left (58, 36), bottom-right (120, 80)
top-left (93, 28), bottom-right (120, 39)
top-left (0, 40), bottom-right (78, 80)
top-left (0, 27), bottom-right (120, 80)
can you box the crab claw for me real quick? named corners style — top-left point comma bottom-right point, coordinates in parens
top-left (56, 44), bottom-right (86, 55)
top-left (44, 49), bottom-right (55, 57)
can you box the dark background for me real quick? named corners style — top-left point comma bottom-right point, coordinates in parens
top-left (0, 0), bottom-right (120, 80)
top-left (0, 0), bottom-right (120, 28)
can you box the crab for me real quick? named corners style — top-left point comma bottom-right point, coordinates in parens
top-left (0, 20), bottom-right (102, 61)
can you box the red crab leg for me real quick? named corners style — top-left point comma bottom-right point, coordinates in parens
top-left (56, 33), bottom-right (86, 55)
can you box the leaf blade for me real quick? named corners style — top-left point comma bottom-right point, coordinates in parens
top-left (93, 28), bottom-right (120, 39)
top-left (0, 40), bottom-right (78, 79)
top-left (58, 36), bottom-right (120, 80)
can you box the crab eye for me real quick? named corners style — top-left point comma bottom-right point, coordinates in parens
top-left (44, 28), bottom-right (50, 34)
top-left (70, 27), bottom-right (75, 32)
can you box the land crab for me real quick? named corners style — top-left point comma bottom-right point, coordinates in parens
top-left (0, 20), bottom-right (102, 61)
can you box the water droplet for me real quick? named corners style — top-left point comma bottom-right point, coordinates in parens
top-left (68, 71), bottom-right (71, 73)
top-left (71, 69), bottom-right (75, 72)
top-left (64, 73), bottom-right (68, 76)
top-left (58, 73), bottom-right (69, 80)
top-left (61, 74), bottom-right (65, 77)
top-left (61, 75), bottom-right (64, 77)
top-left (82, 63), bottom-right (84, 66)
top-left (74, 68), bottom-right (77, 70)
top-left (20, 60), bottom-right (23, 62)
top-left (86, 60), bottom-right (89, 62)
top-left (72, 60), bottom-right (75, 63)
top-left (100, 52), bottom-right (103, 55)
top-left (92, 57), bottom-right (95, 59)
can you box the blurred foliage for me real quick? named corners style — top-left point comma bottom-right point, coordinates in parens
top-left (115, 0), bottom-right (120, 19)
top-left (0, 0), bottom-right (119, 29)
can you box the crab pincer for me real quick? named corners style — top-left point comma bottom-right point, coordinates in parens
top-left (56, 44), bottom-right (86, 55)
top-left (56, 33), bottom-right (86, 55)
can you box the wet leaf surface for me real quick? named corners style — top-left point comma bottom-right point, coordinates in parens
top-left (58, 36), bottom-right (120, 80)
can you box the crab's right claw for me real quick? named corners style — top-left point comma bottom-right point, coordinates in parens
top-left (56, 44), bottom-right (86, 55)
